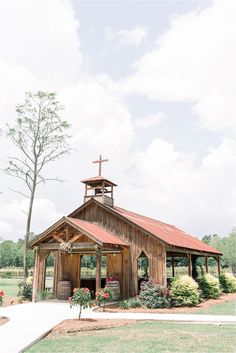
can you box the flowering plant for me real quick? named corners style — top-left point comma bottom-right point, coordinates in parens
top-left (96, 287), bottom-right (113, 311)
top-left (69, 287), bottom-right (92, 320)
top-left (0, 291), bottom-right (4, 306)
top-left (59, 242), bottom-right (72, 253)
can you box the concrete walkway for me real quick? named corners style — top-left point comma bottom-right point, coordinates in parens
top-left (0, 302), bottom-right (236, 353)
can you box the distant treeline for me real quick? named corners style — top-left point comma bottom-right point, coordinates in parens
top-left (0, 229), bottom-right (235, 272)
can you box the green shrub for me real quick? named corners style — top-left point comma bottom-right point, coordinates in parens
top-left (170, 275), bottom-right (200, 307)
top-left (119, 300), bottom-right (129, 309)
top-left (37, 290), bottom-right (54, 301)
top-left (139, 280), bottom-right (170, 309)
top-left (219, 273), bottom-right (236, 293)
top-left (198, 274), bottom-right (221, 299)
top-left (17, 280), bottom-right (32, 301)
top-left (126, 297), bottom-right (142, 308)
top-left (119, 297), bottom-right (142, 309)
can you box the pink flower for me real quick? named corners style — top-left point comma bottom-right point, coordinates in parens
top-left (0, 291), bottom-right (4, 297)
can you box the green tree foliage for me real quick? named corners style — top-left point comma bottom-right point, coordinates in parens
top-left (202, 229), bottom-right (236, 272)
top-left (0, 238), bottom-right (34, 268)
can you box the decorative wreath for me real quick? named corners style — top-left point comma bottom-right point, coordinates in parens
top-left (59, 242), bottom-right (72, 253)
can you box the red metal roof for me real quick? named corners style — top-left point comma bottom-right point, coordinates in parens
top-left (66, 217), bottom-right (127, 246)
top-left (113, 206), bottom-right (222, 255)
top-left (81, 176), bottom-right (117, 186)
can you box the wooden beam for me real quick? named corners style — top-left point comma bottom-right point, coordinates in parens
top-left (96, 247), bottom-right (101, 291)
top-left (188, 253), bottom-right (192, 276)
top-left (216, 256), bottom-right (221, 276)
top-left (167, 247), bottom-right (221, 257)
top-left (205, 256), bottom-right (209, 273)
top-left (52, 234), bottom-right (64, 243)
top-left (38, 242), bottom-right (122, 253)
top-left (68, 233), bottom-right (82, 244)
top-left (171, 256), bottom-right (175, 277)
top-left (66, 226), bottom-right (69, 242)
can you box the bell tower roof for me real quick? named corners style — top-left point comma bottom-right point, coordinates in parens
top-left (81, 175), bottom-right (117, 187)
top-left (81, 156), bottom-right (117, 207)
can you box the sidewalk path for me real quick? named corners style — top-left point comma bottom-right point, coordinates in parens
top-left (0, 302), bottom-right (236, 353)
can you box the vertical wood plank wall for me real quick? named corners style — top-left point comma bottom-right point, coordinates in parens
top-left (76, 203), bottom-right (166, 296)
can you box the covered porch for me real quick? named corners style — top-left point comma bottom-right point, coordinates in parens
top-left (29, 217), bottom-right (129, 302)
top-left (166, 247), bottom-right (221, 285)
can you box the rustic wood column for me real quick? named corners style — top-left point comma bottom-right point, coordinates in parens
top-left (96, 247), bottom-right (101, 292)
top-left (32, 247), bottom-right (39, 302)
top-left (171, 256), bottom-right (175, 277)
top-left (188, 253), bottom-right (192, 276)
top-left (205, 256), bottom-right (209, 273)
top-left (53, 252), bottom-right (59, 297)
top-left (78, 255), bottom-right (81, 288)
top-left (216, 257), bottom-right (221, 276)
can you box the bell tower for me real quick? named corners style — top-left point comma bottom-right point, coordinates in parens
top-left (81, 155), bottom-right (117, 207)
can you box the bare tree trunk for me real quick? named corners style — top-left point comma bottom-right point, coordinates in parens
top-left (23, 184), bottom-right (36, 280)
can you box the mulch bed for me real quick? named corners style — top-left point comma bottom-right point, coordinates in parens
top-left (94, 293), bottom-right (236, 314)
top-left (0, 316), bottom-right (9, 325)
top-left (48, 319), bottom-right (136, 337)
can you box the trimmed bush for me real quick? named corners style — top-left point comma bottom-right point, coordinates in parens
top-left (119, 297), bottom-right (142, 309)
top-left (219, 273), bottom-right (236, 293)
top-left (170, 275), bottom-right (200, 307)
top-left (198, 274), bottom-right (221, 299)
top-left (17, 280), bottom-right (32, 301)
top-left (139, 280), bottom-right (170, 309)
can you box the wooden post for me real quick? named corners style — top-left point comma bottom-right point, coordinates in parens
top-left (171, 256), bottom-right (175, 277)
top-left (32, 247), bottom-right (39, 302)
top-left (216, 257), bottom-right (221, 276)
top-left (53, 252), bottom-right (59, 297)
top-left (205, 256), bottom-right (209, 273)
top-left (96, 247), bottom-right (101, 292)
top-left (188, 253), bottom-right (192, 276)
top-left (78, 254), bottom-right (81, 288)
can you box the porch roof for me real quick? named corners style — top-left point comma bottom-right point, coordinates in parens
top-left (66, 217), bottom-right (127, 246)
top-left (28, 216), bottom-right (128, 248)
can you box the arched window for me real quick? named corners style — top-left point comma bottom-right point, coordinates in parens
top-left (137, 251), bottom-right (149, 291)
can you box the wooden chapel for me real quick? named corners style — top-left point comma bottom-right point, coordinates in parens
top-left (29, 156), bottom-right (222, 301)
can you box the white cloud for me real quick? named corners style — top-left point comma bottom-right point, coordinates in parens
top-left (123, 0), bottom-right (236, 133)
top-left (0, 198), bottom-right (62, 240)
top-left (135, 112), bottom-right (165, 128)
top-left (105, 26), bottom-right (148, 47)
top-left (0, 0), bottom-right (135, 240)
top-left (119, 137), bottom-right (236, 237)
top-left (0, 0), bottom-right (83, 85)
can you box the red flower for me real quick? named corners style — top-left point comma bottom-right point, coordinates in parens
top-left (84, 288), bottom-right (90, 293)
top-left (104, 293), bottom-right (109, 299)
top-left (0, 291), bottom-right (4, 297)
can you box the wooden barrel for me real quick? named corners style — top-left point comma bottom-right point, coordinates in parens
top-left (107, 280), bottom-right (120, 301)
top-left (57, 280), bottom-right (71, 300)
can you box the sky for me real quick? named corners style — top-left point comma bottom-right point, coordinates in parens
top-left (0, 0), bottom-right (235, 241)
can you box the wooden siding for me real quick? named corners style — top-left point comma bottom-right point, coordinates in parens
top-left (74, 202), bottom-right (166, 296)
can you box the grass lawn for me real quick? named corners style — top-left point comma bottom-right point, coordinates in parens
top-left (0, 278), bottom-right (20, 297)
top-left (197, 299), bottom-right (236, 316)
top-left (26, 321), bottom-right (236, 353)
